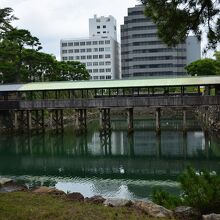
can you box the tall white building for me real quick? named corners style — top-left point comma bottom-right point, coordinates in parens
top-left (60, 15), bottom-right (120, 80)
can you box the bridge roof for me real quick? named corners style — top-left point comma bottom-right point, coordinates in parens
top-left (0, 76), bottom-right (220, 92)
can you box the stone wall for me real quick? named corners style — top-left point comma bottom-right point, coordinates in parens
top-left (195, 106), bottom-right (220, 133)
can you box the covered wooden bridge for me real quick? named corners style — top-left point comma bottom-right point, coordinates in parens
top-left (0, 75), bottom-right (220, 133)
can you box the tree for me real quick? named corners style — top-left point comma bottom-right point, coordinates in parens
top-left (0, 28), bottom-right (42, 82)
top-left (0, 7), bottom-right (17, 37)
top-left (185, 58), bottom-right (220, 76)
top-left (140, 0), bottom-right (220, 50)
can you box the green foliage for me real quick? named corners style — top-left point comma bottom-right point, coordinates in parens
top-left (185, 58), bottom-right (220, 76)
top-left (140, 0), bottom-right (220, 50)
top-left (180, 167), bottom-right (220, 214)
top-left (152, 188), bottom-right (182, 209)
top-left (0, 7), bottom-right (17, 36)
top-left (152, 167), bottom-right (220, 214)
top-left (0, 7), bottom-right (89, 83)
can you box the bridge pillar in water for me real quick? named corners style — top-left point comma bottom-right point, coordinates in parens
top-left (127, 108), bottom-right (134, 134)
top-left (75, 109), bottom-right (87, 134)
top-left (13, 110), bottom-right (19, 130)
top-left (155, 108), bottom-right (161, 133)
top-left (99, 108), bottom-right (111, 132)
top-left (50, 109), bottom-right (64, 132)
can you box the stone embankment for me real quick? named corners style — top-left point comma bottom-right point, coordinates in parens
top-left (195, 106), bottom-right (220, 134)
top-left (1, 177), bottom-right (220, 219)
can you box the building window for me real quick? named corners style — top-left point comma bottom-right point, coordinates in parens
top-left (80, 49), bottom-right (86, 53)
top-left (99, 55), bottom-right (104, 59)
top-left (68, 49), bottom-right (73, 53)
top-left (74, 42), bottom-right (79, 46)
top-left (62, 43), bottom-right (67, 47)
top-left (93, 41), bottom-right (98, 45)
top-left (87, 55), bottom-right (92, 59)
top-left (94, 76), bottom-right (99, 80)
top-left (99, 69), bottom-right (105, 73)
top-left (106, 75), bottom-right (111, 79)
top-left (93, 62), bottom-right (98, 66)
top-left (62, 50), bottom-right (67, 54)
top-left (76, 56), bottom-right (80, 59)
top-left (106, 68), bottom-right (111, 72)
top-left (86, 48), bottom-right (92, 52)
top-left (80, 42), bottom-right (85, 46)
top-left (68, 42), bottom-right (73, 46)
top-left (103, 31), bottom-right (106, 33)
top-left (69, 56), bottom-right (74, 60)
top-left (99, 41), bottom-right (104, 45)
top-left (94, 48), bottom-right (98, 52)
top-left (97, 32), bottom-right (100, 34)
top-left (88, 69), bottom-right (92, 73)
top-left (103, 25), bottom-right (106, 28)
top-left (97, 26), bottom-right (100, 29)
top-left (99, 48), bottom-right (104, 52)
top-left (62, 57), bottom-right (68, 61)
top-left (105, 40), bottom-right (110, 44)
top-left (74, 49), bottom-right (79, 53)
top-left (86, 41), bottom-right (91, 45)
top-left (105, 61), bottom-right (111, 65)
top-left (105, 54), bottom-right (111, 58)
top-left (105, 47), bottom-right (111, 51)
top-left (93, 55), bottom-right (98, 59)
top-left (81, 56), bottom-right (86, 59)
top-left (99, 61), bottom-right (104, 65)
top-left (87, 62), bottom-right (92, 66)
top-left (93, 69), bottom-right (99, 73)
top-left (100, 76), bottom-right (105, 79)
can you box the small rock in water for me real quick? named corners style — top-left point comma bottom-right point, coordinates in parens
top-left (202, 213), bottom-right (220, 220)
top-left (104, 198), bottom-right (133, 207)
top-left (133, 201), bottom-right (173, 218)
top-left (67, 192), bottom-right (84, 201)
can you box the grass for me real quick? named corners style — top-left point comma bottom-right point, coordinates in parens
top-left (0, 192), bottom-right (169, 220)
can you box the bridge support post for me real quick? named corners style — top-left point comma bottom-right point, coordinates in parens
top-left (27, 110), bottom-right (32, 130)
top-left (127, 108), bottom-right (133, 134)
top-left (75, 109), bottom-right (87, 134)
top-left (99, 108), bottom-right (111, 133)
top-left (155, 108), bottom-right (161, 134)
top-left (13, 111), bottom-right (19, 130)
top-left (50, 109), bottom-right (64, 132)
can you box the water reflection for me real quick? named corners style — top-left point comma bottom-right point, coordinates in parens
top-left (0, 118), bottom-right (220, 200)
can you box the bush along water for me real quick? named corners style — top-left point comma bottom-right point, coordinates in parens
top-left (152, 167), bottom-right (220, 214)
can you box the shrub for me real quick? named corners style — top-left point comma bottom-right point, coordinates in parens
top-left (152, 167), bottom-right (220, 214)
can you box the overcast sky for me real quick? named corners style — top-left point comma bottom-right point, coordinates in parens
top-left (2, 0), bottom-right (138, 59)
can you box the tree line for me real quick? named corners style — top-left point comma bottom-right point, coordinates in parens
top-left (0, 7), bottom-right (89, 84)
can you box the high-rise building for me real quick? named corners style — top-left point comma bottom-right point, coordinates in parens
top-left (121, 5), bottom-right (201, 78)
top-left (60, 15), bottom-right (120, 80)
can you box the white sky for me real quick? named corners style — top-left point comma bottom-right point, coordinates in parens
top-left (2, 0), bottom-right (138, 60)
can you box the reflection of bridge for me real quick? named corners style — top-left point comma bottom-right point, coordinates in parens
top-left (0, 76), bottom-right (220, 132)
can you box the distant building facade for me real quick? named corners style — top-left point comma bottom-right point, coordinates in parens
top-left (60, 15), bottom-right (120, 80)
top-left (121, 5), bottom-right (201, 78)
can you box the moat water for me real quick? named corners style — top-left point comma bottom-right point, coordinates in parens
top-left (0, 114), bottom-right (220, 200)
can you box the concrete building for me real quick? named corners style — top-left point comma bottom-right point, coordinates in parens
top-left (60, 15), bottom-right (120, 80)
top-left (89, 15), bottom-right (117, 41)
top-left (121, 5), bottom-right (201, 78)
